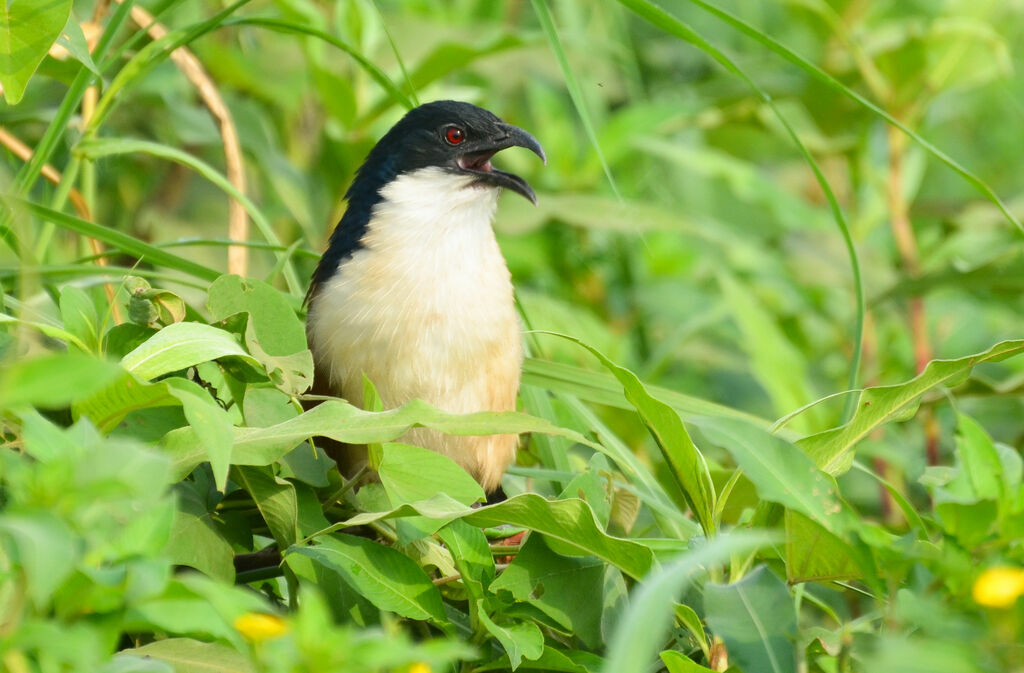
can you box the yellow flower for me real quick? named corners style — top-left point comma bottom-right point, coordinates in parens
top-left (407, 664), bottom-right (431, 673)
top-left (972, 567), bottom-right (1024, 608)
top-left (234, 612), bottom-right (289, 642)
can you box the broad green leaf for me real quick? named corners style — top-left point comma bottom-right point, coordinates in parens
top-left (378, 442), bottom-right (486, 506)
top-left (478, 607), bottom-right (545, 671)
top-left (436, 519), bottom-right (494, 605)
top-left (0, 352), bottom-right (122, 410)
top-left (206, 275), bottom-right (312, 394)
top-left (166, 483), bottom-right (234, 582)
top-left (163, 378), bottom-right (234, 492)
top-left (799, 340), bottom-right (1024, 474)
top-left (321, 492), bottom-right (654, 581)
top-left (490, 535), bottom-right (605, 649)
top-left (601, 533), bottom-right (774, 673)
top-left (697, 416), bottom-right (855, 536)
top-left (0, 512), bottom-right (77, 607)
top-left (0, 0), bottom-right (72, 104)
top-left (164, 398), bottom-right (598, 480)
top-left (952, 413), bottom-right (1003, 502)
top-left (704, 565), bottom-right (797, 673)
top-left (53, 13), bottom-right (100, 76)
top-left (475, 647), bottom-right (602, 672)
top-left (59, 285), bottom-right (99, 353)
top-left (233, 465), bottom-right (298, 548)
top-left (75, 372), bottom-right (181, 433)
top-left (784, 510), bottom-right (860, 583)
top-left (464, 494), bottom-right (654, 580)
top-left (660, 650), bottom-right (714, 673)
top-left (539, 332), bottom-right (715, 534)
top-left (673, 603), bottom-right (709, 658)
top-left (288, 534), bottom-right (445, 622)
top-left (117, 639), bottom-right (254, 673)
top-left (121, 321), bottom-right (257, 381)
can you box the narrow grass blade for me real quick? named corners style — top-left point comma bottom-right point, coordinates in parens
top-left (531, 0), bottom-right (621, 199)
top-left (9, 198), bottom-right (221, 282)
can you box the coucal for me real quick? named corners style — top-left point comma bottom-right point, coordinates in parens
top-left (306, 100), bottom-right (545, 493)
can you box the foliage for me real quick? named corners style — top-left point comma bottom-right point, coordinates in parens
top-left (2, 1), bottom-right (1024, 672)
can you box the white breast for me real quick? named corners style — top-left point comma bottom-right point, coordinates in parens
top-left (306, 167), bottom-right (522, 490)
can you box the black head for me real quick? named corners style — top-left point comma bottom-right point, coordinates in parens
top-left (352, 99), bottom-right (545, 205)
top-left (307, 101), bottom-right (545, 303)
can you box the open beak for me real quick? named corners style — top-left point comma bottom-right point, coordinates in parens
top-left (456, 123), bottom-right (546, 204)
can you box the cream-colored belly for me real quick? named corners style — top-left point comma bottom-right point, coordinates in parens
top-left (307, 170), bottom-right (522, 492)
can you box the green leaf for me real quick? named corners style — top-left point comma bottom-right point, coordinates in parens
top-left (287, 534), bottom-right (446, 622)
top-left (59, 285), bottom-right (99, 353)
top-left (121, 321), bottom-right (257, 381)
top-left (233, 465), bottom-right (299, 548)
top-left (0, 0), bottom-right (72, 104)
top-left (378, 442), bottom-right (486, 507)
top-left (165, 398), bottom-right (599, 480)
top-left (490, 535), bottom-right (605, 649)
top-left (704, 566), bottom-right (797, 673)
top-left (167, 483), bottom-right (235, 582)
top-left (163, 378), bottom-right (234, 492)
top-left (601, 533), bottom-right (774, 673)
top-left (952, 413), bottom-right (1003, 502)
top-left (117, 639), bottom-right (254, 673)
top-left (464, 494), bottom-right (654, 581)
top-left (697, 417), bottom-right (855, 537)
top-left (75, 372), bottom-right (180, 433)
top-left (784, 510), bottom-right (860, 583)
top-left (799, 340), bottom-right (1024, 474)
top-left (53, 13), bottom-right (100, 76)
top-left (660, 650), bottom-right (714, 673)
top-left (0, 352), bottom-right (122, 410)
top-left (538, 332), bottom-right (715, 535)
top-left (436, 519), bottom-right (494, 605)
top-left (478, 608), bottom-right (545, 671)
top-left (0, 512), bottom-right (77, 607)
top-left (206, 275), bottom-right (312, 394)
top-left (673, 603), bottom-right (709, 658)
top-left (475, 647), bottom-right (602, 672)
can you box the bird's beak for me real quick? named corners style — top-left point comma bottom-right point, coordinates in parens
top-left (455, 122), bottom-right (546, 204)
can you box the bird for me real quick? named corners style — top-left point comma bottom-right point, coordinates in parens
top-left (305, 100), bottom-right (545, 494)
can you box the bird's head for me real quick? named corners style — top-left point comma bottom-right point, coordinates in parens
top-left (353, 100), bottom-right (546, 205)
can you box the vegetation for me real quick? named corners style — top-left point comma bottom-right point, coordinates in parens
top-left (2, 0), bottom-right (1023, 671)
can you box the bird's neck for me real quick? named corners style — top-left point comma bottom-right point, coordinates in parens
top-left (366, 166), bottom-right (500, 250)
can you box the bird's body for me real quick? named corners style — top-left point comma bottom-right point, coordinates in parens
top-left (305, 101), bottom-right (544, 493)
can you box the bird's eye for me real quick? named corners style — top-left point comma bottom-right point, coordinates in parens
top-left (444, 126), bottom-right (465, 145)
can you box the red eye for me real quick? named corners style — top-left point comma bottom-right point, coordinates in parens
top-left (444, 126), bottom-right (465, 145)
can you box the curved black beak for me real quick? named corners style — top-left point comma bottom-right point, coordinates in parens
top-left (455, 122), bottom-right (546, 204)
